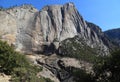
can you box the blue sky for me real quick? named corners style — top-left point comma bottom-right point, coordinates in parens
top-left (0, 0), bottom-right (120, 31)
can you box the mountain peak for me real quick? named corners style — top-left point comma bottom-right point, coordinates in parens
top-left (4, 4), bottom-right (37, 12)
top-left (64, 2), bottom-right (75, 7)
top-left (0, 2), bottom-right (112, 55)
top-left (41, 2), bottom-right (75, 11)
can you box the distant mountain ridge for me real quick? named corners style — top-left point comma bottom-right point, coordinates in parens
top-left (104, 28), bottom-right (120, 46)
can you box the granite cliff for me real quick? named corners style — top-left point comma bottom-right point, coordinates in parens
top-left (0, 2), bottom-right (117, 82)
top-left (0, 3), bottom-right (112, 56)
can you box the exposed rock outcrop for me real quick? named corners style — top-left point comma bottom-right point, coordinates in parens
top-left (0, 2), bottom-right (117, 82)
top-left (0, 3), bottom-right (113, 55)
top-left (0, 5), bottom-right (38, 53)
top-left (87, 22), bottom-right (116, 51)
top-left (28, 54), bottom-right (93, 82)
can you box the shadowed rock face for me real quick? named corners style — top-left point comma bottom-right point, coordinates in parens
top-left (0, 3), bottom-right (112, 55)
top-left (104, 28), bottom-right (120, 47)
top-left (86, 22), bottom-right (116, 54)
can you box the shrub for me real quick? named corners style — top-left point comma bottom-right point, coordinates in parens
top-left (72, 68), bottom-right (95, 82)
top-left (0, 6), bottom-right (4, 11)
top-left (58, 36), bottom-right (101, 63)
top-left (0, 40), bottom-right (48, 82)
top-left (94, 50), bottom-right (120, 82)
top-left (0, 41), bottom-right (29, 74)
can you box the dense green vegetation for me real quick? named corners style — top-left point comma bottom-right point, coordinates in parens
top-left (94, 50), bottom-right (120, 82)
top-left (71, 67), bottom-right (95, 82)
top-left (59, 36), bottom-right (120, 82)
top-left (69, 50), bottom-right (120, 82)
top-left (1, 38), bottom-right (120, 82)
top-left (0, 40), bottom-right (53, 82)
top-left (59, 36), bottom-right (103, 63)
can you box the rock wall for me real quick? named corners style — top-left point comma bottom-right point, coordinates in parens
top-left (0, 3), bottom-right (111, 55)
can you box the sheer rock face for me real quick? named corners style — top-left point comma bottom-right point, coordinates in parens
top-left (0, 5), bottom-right (38, 53)
top-left (0, 3), bottom-right (110, 55)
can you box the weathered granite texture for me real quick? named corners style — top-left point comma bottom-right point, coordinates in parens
top-left (0, 3), bottom-right (112, 55)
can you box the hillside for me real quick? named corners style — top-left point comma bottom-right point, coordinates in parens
top-left (104, 28), bottom-right (120, 46)
top-left (0, 2), bottom-right (118, 82)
